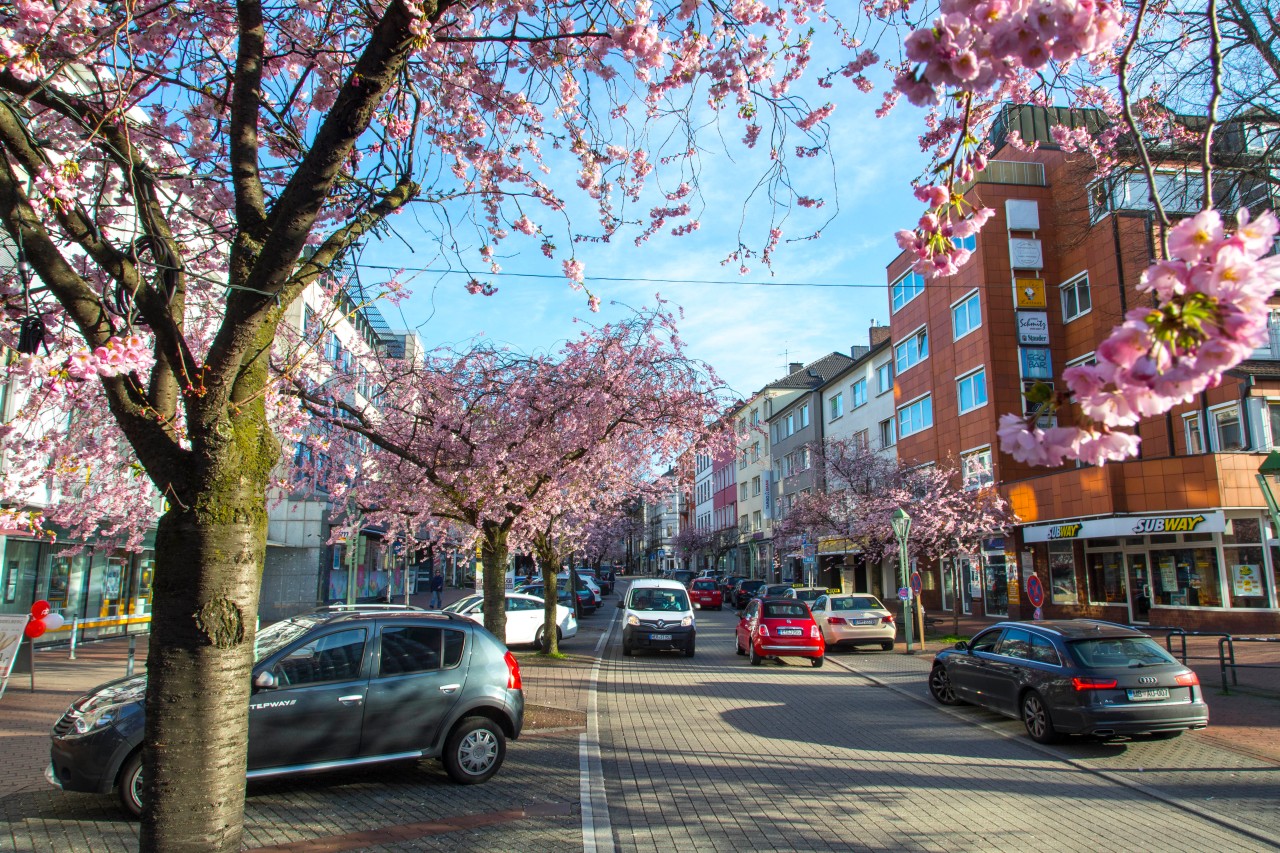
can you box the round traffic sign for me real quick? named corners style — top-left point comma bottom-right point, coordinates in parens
top-left (897, 586), bottom-right (911, 601)
top-left (910, 571), bottom-right (922, 594)
top-left (1025, 573), bottom-right (1045, 608)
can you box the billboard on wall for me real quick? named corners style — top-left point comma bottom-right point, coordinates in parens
top-left (1023, 511), bottom-right (1226, 542)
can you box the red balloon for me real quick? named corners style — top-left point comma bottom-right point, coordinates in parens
top-left (24, 619), bottom-right (46, 639)
top-left (30, 600), bottom-right (50, 619)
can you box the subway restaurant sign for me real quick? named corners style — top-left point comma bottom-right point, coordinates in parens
top-left (1023, 511), bottom-right (1225, 543)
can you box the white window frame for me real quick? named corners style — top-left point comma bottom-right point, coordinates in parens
top-left (1060, 272), bottom-right (1092, 323)
top-left (1209, 403), bottom-right (1245, 452)
top-left (1065, 351), bottom-right (1097, 369)
top-left (898, 394), bottom-right (934, 438)
top-left (829, 392), bottom-right (844, 421)
top-left (895, 324), bottom-right (930, 375)
top-left (891, 269), bottom-right (925, 313)
top-left (960, 445), bottom-right (994, 491)
top-left (876, 362), bottom-right (893, 395)
top-left (1183, 412), bottom-right (1205, 455)
top-left (879, 418), bottom-right (896, 448)
top-left (851, 378), bottom-right (868, 408)
top-left (853, 429), bottom-right (870, 450)
top-left (951, 289), bottom-right (982, 341)
top-left (956, 366), bottom-right (989, 415)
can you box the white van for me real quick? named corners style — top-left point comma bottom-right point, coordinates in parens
top-left (618, 578), bottom-right (696, 657)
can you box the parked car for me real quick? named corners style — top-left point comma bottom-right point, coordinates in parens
top-left (721, 575), bottom-right (744, 599)
top-left (792, 587), bottom-right (827, 603)
top-left (48, 607), bottom-right (524, 817)
top-left (518, 582), bottom-right (575, 610)
top-left (927, 620), bottom-right (1209, 743)
top-left (759, 583), bottom-right (796, 599)
top-left (445, 592), bottom-right (578, 649)
top-left (672, 569), bottom-right (695, 587)
top-left (732, 578), bottom-right (767, 609)
top-left (735, 597), bottom-right (825, 667)
top-left (596, 568), bottom-right (616, 595)
top-left (561, 573), bottom-right (602, 608)
top-left (688, 577), bottom-right (724, 611)
top-left (619, 578), bottom-right (696, 657)
top-left (811, 594), bottom-right (895, 650)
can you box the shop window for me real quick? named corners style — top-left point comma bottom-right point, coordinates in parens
top-left (1150, 548), bottom-right (1223, 607)
top-left (1223, 518), bottom-right (1270, 607)
top-left (984, 554), bottom-right (1009, 617)
top-left (1048, 542), bottom-right (1078, 604)
top-left (1086, 552), bottom-right (1127, 604)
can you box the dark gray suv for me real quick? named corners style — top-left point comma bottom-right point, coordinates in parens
top-left (47, 607), bottom-right (524, 816)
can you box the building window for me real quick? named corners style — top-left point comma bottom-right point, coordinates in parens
top-left (800, 403), bottom-right (810, 429)
top-left (891, 269), bottom-right (925, 313)
top-left (879, 418), bottom-right (896, 448)
top-left (752, 510), bottom-right (763, 532)
top-left (895, 326), bottom-right (929, 374)
top-left (1269, 401), bottom-right (1280, 448)
top-left (1211, 405), bottom-right (1244, 451)
top-left (1048, 543), bottom-right (1077, 604)
top-left (1060, 272), bottom-right (1092, 322)
top-left (739, 483), bottom-right (748, 502)
top-left (1184, 413), bottom-right (1205, 454)
top-left (738, 417), bottom-right (747, 436)
top-left (739, 450), bottom-right (748, 469)
top-left (851, 379), bottom-right (867, 408)
top-left (961, 446), bottom-right (993, 490)
top-left (956, 368), bottom-right (988, 414)
top-left (898, 395), bottom-right (933, 438)
top-left (750, 407), bottom-right (760, 424)
top-left (752, 441), bottom-right (761, 462)
top-left (952, 233), bottom-right (977, 251)
top-left (785, 413), bottom-right (795, 436)
top-left (876, 362), bottom-right (893, 395)
top-left (829, 393), bottom-right (844, 420)
top-left (951, 290), bottom-right (981, 340)
top-left (800, 447), bottom-right (811, 470)
top-left (752, 475), bottom-right (761, 497)
top-left (1086, 552), bottom-right (1127, 604)
top-left (853, 429), bottom-right (869, 450)
top-left (740, 514), bottom-right (749, 532)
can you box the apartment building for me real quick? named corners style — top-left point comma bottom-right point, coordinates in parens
top-left (887, 103), bottom-right (1280, 632)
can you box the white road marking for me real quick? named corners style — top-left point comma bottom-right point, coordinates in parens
top-left (581, 600), bottom-right (618, 853)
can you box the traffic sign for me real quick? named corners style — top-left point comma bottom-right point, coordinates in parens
top-left (910, 571), bottom-right (922, 594)
top-left (1025, 574), bottom-right (1045, 608)
top-left (897, 586), bottom-right (912, 601)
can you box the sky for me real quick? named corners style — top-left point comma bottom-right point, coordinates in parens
top-left (362, 55), bottom-right (936, 401)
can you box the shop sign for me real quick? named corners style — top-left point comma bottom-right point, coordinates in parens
top-left (1015, 278), bottom-right (1047, 309)
top-left (1023, 511), bottom-right (1225, 542)
top-left (1017, 312), bottom-right (1050, 345)
top-left (1232, 564), bottom-right (1263, 596)
top-left (1009, 238), bottom-right (1044, 269)
top-left (818, 537), bottom-right (857, 554)
top-left (1020, 348), bottom-right (1053, 380)
top-left (0, 615), bottom-right (26, 680)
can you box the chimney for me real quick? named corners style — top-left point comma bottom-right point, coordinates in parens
top-left (850, 345), bottom-right (870, 360)
top-left (869, 324), bottom-right (891, 346)
top-left (788, 362), bottom-right (803, 374)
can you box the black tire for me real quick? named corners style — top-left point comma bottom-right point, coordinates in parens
top-left (117, 750), bottom-right (144, 819)
top-left (880, 641), bottom-right (894, 651)
top-left (749, 643), bottom-right (762, 666)
top-left (442, 717), bottom-right (506, 784)
top-left (928, 665), bottom-right (963, 706)
top-left (811, 656), bottom-right (824, 668)
top-left (1022, 690), bottom-right (1062, 744)
top-left (684, 639), bottom-right (696, 658)
top-left (535, 626), bottom-right (563, 651)
top-left (622, 641), bottom-right (633, 657)
top-left (735, 639), bottom-right (745, 656)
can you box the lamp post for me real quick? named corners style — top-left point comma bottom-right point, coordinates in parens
top-left (1258, 451), bottom-right (1280, 544)
top-left (891, 508), bottom-right (914, 655)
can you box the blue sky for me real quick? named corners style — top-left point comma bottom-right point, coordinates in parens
top-left (364, 68), bottom-right (935, 400)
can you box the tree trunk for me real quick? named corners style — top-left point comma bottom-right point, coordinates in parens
top-left (479, 523), bottom-right (508, 642)
top-left (141, 471), bottom-right (273, 849)
top-left (541, 559), bottom-right (559, 655)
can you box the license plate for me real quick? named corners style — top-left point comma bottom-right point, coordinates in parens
top-left (853, 618), bottom-right (876, 626)
top-left (650, 633), bottom-right (672, 641)
top-left (1127, 688), bottom-right (1169, 701)
top-left (777, 627), bottom-right (803, 636)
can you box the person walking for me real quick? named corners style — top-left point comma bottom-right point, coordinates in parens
top-left (429, 570), bottom-right (444, 609)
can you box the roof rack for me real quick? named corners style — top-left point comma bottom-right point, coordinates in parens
top-left (320, 603), bottom-right (425, 612)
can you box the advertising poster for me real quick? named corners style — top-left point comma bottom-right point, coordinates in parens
top-left (1015, 278), bottom-right (1047, 308)
top-left (0, 614), bottom-right (26, 679)
top-left (1232, 564), bottom-right (1263, 597)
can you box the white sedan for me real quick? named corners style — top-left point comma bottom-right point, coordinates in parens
top-left (445, 592), bottom-right (578, 649)
top-left (811, 594), bottom-right (896, 650)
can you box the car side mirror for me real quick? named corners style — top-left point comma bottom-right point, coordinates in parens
top-left (954, 641), bottom-right (969, 652)
top-left (616, 601), bottom-right (624, 609)
top-left (253, 671), bottom-right (278, 690)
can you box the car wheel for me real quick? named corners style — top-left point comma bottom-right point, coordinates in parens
top-left (117, 750), bottom-right (144, 819)
top-left (443, 717), bottom-right (507, 784)
top-left (735, 638), bottom-right (745, 656)
top-left (1021, 690), bottom-right (1062, 744)
top-left (749, 643), bottom-right (762, 666)
top-left (928, 665), bottom-right (962, 706)
top-left (811, 656), bottom-right (824, 668)
top-left (684, 639), bottom-right (696, 658)
top-left (880, 641), bottom-right (894, 651)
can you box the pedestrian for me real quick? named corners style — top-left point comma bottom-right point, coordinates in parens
top-left (429, 570), bottom-right (444, 609)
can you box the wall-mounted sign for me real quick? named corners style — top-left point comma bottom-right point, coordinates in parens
top-left (1021, 380), bottom-right (1054, 416)
top-left (1015, 278), bottom-right (1046, 309)
top-left (1023, 511), bottom-right (1226, 542)
top-left (1009, 238), bottom-right (1044, 270)
top-left (1006, 199), bottom-right (1041, 230)
top-left (1017, 312), bottom-right (1050, 345)
top-left (1020, 347), bottom-right (1053, 379)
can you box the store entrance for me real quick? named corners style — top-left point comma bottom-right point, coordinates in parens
top-left (1126, 553), bottom-right (1152, 624)
top-left (957, 556), bottom-right (974, 615)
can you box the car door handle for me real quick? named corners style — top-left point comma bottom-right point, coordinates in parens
top-left (337, 694), bottom-right (364, 706)
top-left (439, 684), bottom-right (461, 694)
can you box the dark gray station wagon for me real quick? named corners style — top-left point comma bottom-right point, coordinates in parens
top-left (47, 608), bottom-right (524, 816)
top-left (928, 620), bottom-right (1208, 743)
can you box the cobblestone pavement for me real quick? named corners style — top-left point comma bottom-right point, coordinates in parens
top-left (598, 607), bottom-right (1280, 853)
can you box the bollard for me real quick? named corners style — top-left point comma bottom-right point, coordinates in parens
top-left (69, 618), bottom-right (79, 660)
top-left (127, 635), bottom-right (136, 677)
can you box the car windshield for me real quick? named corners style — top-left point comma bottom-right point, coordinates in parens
top-left (1069, 637), bottom-right (1178, 667)
top-left (254, 615), bottom-right (325, 663)
top-left (443, 595), bottom-right (481, 613)
top-left (831, 596), bottom-right (883, 611)
top-left (762, 602), bottom-right (809, 619)
top-left (630, 589), bottom-right (690, 612)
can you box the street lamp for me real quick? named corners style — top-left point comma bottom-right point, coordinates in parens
top-left (1257, 451), bottom-right (1280, 543)
top-left (891, 508), bottom-right (914, 655)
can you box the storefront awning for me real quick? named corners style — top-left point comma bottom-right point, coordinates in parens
top-left (1022, 510), bottom-right (1225, 543)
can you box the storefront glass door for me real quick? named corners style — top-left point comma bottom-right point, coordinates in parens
top-left (957, 556), bottom-right (974, 614)
top-left (1126, 553), bottom-right (1152, 624)
top-left (941, 560), bottom-right (955, 613)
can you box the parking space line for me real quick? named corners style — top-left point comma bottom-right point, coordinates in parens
top-left (580, 603), bottom-right (618, 853)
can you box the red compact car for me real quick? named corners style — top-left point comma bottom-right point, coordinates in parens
top-left (689, 578), bottom-right (724, 611)
top-left (735, 597), bottom-right (825, 667)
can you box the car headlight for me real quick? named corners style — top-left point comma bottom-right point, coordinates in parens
top-left (71, 704), bottom-right (122, 735)
top-left (680, 616), bottom-right (693, 627)
top-left (626, 614), bottom-right (639, 626)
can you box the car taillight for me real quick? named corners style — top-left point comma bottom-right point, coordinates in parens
top-left (504, 650), bottom-right (522, 690)
top-left (810, 624), bottom-right (819, 638)
top-left (759, 624), bottom-right (770, 637)
top-left (827, 617), bottom-right (846, 625)
top-left (1175, 671), bottom-right (1199, 687)
top-left (1072, 677), bottom-right (1117, 691)
top-left (881, 615), bottom-right (895, 624)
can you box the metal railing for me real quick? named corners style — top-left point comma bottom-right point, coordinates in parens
top-left (1217, 636), bottom-right (1280, 694)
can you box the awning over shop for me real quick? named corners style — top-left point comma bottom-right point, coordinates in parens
top-left (1022, 510), bottom-right (1225, 543)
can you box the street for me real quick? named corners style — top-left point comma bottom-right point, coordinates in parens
top-left (4, 586), bottom-right (1280, 852)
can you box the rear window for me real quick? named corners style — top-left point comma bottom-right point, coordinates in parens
top-left (630, 588), bottom-right (691, 612)
top-left (692, 580), bottom-right (718, 590)
top-left (762, 602), bottom-right (810, 619)
top-left (1069, 637), bottom-right (1177, 667)
top-left (741, 580), bottom-right (765, 591)
top-left (831, 597), bottom-right (883, 611)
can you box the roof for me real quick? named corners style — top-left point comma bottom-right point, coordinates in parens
top-left (765, 352), bottom-right (856, 391)
top-left (1231, 359), bottom-right (1280, 379)
top-left (990, 619), bottom-right (1148, 639)
top-left (628, 578), bottom-right (688, 590)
